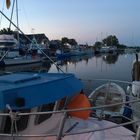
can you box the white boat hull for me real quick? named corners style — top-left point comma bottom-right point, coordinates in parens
top-left (3, 57), bottom-right (42, 66)
top-left (88, 82), bottom-right (126, 116)
top-left (0, 117), bottom-right (135, 140)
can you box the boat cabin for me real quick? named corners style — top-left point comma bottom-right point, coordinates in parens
top-left (0, 72), bottom-right (83, 135)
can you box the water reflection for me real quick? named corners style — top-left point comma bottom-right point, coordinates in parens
top-left (102, 53), bottom-right (119, 64)
top-left (0, 60), bottom-right (51, 73)
top-left (57, 54), bottom-right (93, 65)
top-left (49, 53), bottom-right (135, 94)
top-left (55, 54), bottom-right (93, 73)
top-left (0, 53), bottom-right (136, 94)
top-left (0, 53), bottom-right (135, 83)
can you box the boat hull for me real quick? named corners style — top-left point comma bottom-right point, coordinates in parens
top-left (88, 82), bottom-right (126, 116)
top-left (0, 117), bottom-right (135, 140)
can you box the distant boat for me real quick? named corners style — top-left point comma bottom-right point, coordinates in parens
top-left (100, 46), bottom-right (110, 53)
top-left (0, 38), bottom-right (43, 68)
top-left (70, 48), bottom-right (84, 56)
top-left (108, 46), bottom-right (117, 54)
top-left (0, 1), bottom-right (44, 68)
top-left (55, 49), bottom-right (71, 59)
top-left (0, 34), bottom-right (17, 47)
top-left (2, 56), bottom-right (42, 66)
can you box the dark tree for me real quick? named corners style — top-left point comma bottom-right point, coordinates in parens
top-left (117, 44), bottom-right (127, 49)
top-left (61, 37), bottom-right (69, 45)
top-left (61, 37), bottom-right (77, 46)
top-left (94, 41), bottom-right (103, 48)
top-left (68, 39), bottom-right (77, 46)
top-left (0, 28), bottom-right (14, 35)
top-left (102, 35), bottom-right (119, 46)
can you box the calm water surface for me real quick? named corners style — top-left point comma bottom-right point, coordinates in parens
top-left (0, 52), bottom-right (137, 94)
top-left (48, 52), bottom-right (136, 94)
top-left (49, 53), bottom-right (134, 81)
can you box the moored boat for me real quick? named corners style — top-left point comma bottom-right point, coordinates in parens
top-left (55, 49), bottom-right (71, 59)
top-left (1, 56), bottom-right (43, 66)
top-left (0, 2), bottom-right (138, 140)
top-left (0, 72), bottom-right (136, 140)
top-left (0, 34), bottom-right (17, 47)
top-left (88, 82), bottom-right (126, 117)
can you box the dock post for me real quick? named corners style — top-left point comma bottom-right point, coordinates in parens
top-left (135, 125), bottom-right (140, 140)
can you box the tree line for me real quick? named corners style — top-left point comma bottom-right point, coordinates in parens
top-left (0, 28), bottom-right (127, 49)
top-left (94, 35), bottom-right (127, 48)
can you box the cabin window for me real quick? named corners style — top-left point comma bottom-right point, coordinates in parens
top-left (57, 96), bottom-right (74, 110)
top-left (58, 97), bottom-right (67, 110)
top-left (3, 109), bottom-right (30, 133)
top-left (35, 102), bottom-right (55, 125)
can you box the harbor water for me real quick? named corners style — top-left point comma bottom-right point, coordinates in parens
top-left (0, 52), bottom-right (137, 94)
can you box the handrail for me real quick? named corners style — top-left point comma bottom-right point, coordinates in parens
top-left (0, 117), bottom-right (139, 137)
top-left (80, 78), bottom-right (132, 84)
top-left (0, 98), bottom-right (139, 116)
top-left (80, 78), bottom-right (140, 89)
top-left (0, 78), bottom-right (139, 138)
top-left (64, 118), bottom-right (139, 136)
top-left (0, 92), bottom-right (139, 138)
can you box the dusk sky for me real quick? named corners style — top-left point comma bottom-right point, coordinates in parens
top-left (0, 0), bottom-right (140, 46)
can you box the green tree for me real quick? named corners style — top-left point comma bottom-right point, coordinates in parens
top-left (102, 35), bottom-right (119, 46)
top-left (68, 39), bottom-right (77, 46)
top-left (117, 44), bottom-right (127, 49)
top-left (61, 37), bottom-right (77, 46)
top-left (61, 37), bottom-right (69, 45)
top-left (94, 41), bottom-right (103, 48)
top-left (0, 28), bottom-right (14, 35)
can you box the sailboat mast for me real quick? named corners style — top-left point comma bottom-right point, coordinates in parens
top-left (16, 0), bottom-right (19, 47)
top-left (16, 0), bottom-right (19, 28)
top-left (9, 0), bottom-right (15, 29)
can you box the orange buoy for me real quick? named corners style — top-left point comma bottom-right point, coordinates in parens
top-left (67, 91), bottom-right (91, 120)
top-left (6, 0), bottom-right (11, 9)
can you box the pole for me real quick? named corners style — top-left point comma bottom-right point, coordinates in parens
top-left (9, 0), bottom-right (15, 29)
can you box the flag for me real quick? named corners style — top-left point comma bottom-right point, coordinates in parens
top-left (6, 0), bottom-right (11, 9)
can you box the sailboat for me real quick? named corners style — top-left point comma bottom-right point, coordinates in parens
top-left (0, 1), bottom-right (139, 140)
top-left (0, 0), bottom-right (43, 68)
top-left (0, 71), bottom-right (136, 140)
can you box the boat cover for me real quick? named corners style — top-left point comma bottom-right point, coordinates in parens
top-left (0, 72), bottom-right (83, 110)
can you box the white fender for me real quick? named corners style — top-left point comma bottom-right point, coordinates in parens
top-left (132, 81), bottom-right (140, 98)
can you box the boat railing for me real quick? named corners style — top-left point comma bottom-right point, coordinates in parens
top-left (0, 79), bottom-right (140, 139)
top-left (0, 98), bottom-right (140, 138)
top-left (0, 3), bottom-right (140, 139)
top-left (0, 82), bottom-right (138, 135)
top-left (80, 78), bottom-right (132, 95)
top-left (80, 78), bottom-right (132, 84)
top-left (0, 99), bottom-right (138, 116)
